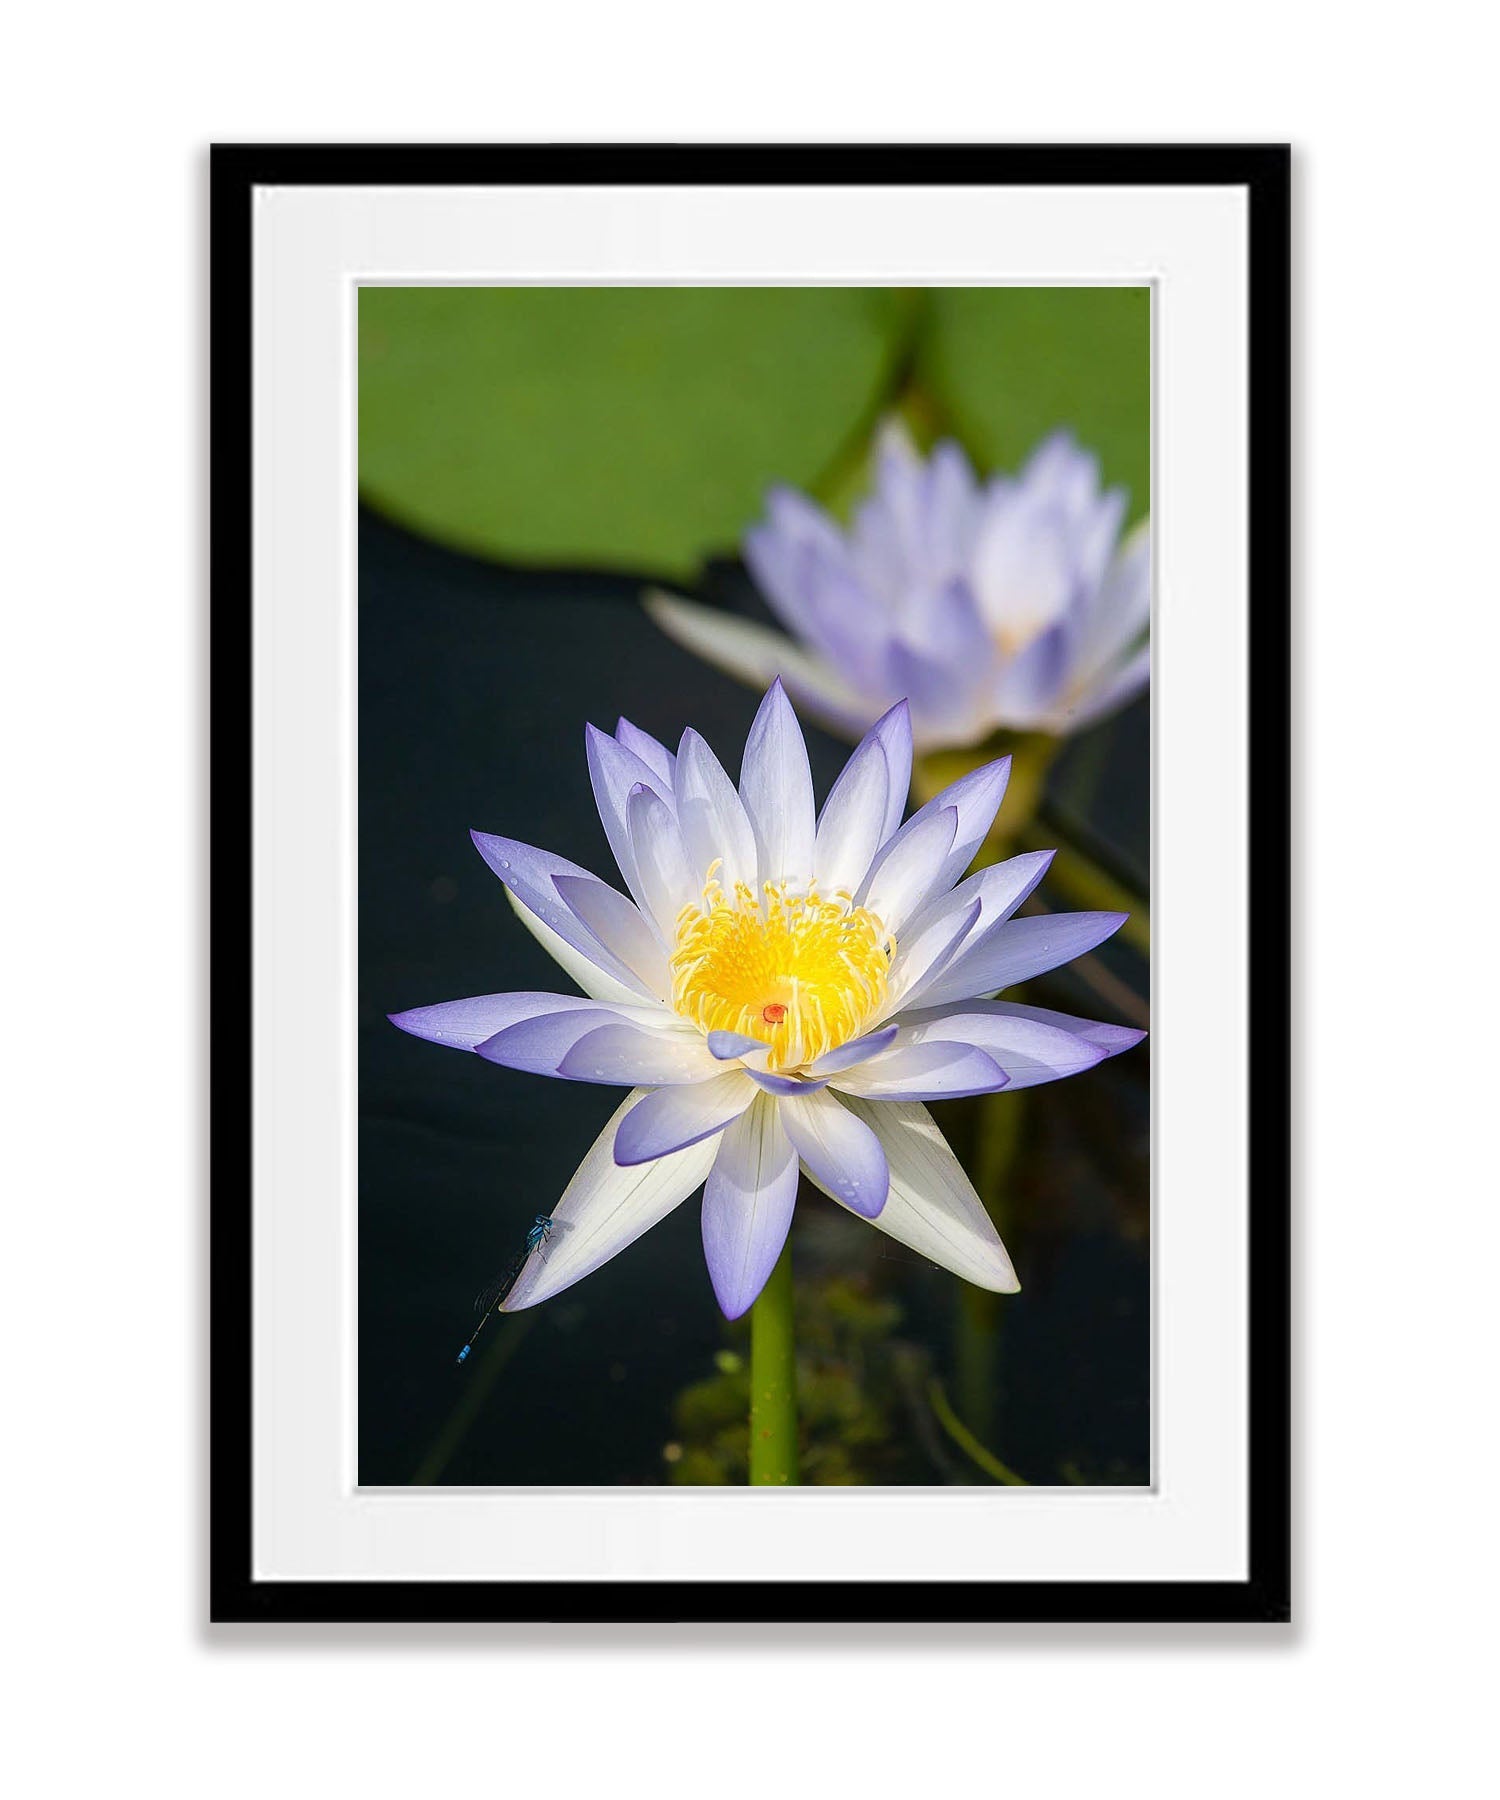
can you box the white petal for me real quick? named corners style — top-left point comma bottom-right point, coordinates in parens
top-left (1073, 517), bottom-right (1151, 685)
top-left (675, 727), bottom-right (758, 894)
top-left (707, 1029), bottom-right (772, 1064)
top-left (919, 757), bottom-right (1012, 890)
top-left (777, 1087), bottom-right (889, 1217)
top-left (871, 1004), bottom-right (1112, 1090)
top-left (700, 1094), bottom-right (800, 1319)
top-left (613, 1068), bottom-right (759, 1165)
top-left (830, 1041), bottom-right (1008, 1100)
top-left (557, 1022), bottom-right (724, 1086)
top-left (584, 724), bottom-right (673, 915)
top-left (506, 889), bottom-right (651, 1007)
top-left (1049, 643), bottom-right (1150, 733)
top-left (803, 1023), bottom-right (899, 1078)
top-left (474, 1007), bottom-right (719, 1087)
top-left (971, 499), bottom-right (1076, 644)
top-left (552, 874), bottom-right (671, 1002)
top-left (614, 718), bottom-right (678, 793)
top-left (882, 897), bottom-right (983, 1015)
top-left (855, 804), bottom-right (958, 935)
top-left (739, 679), bottom-right (816, 886)
top-left (823, 1097), bottom-right (1019, 1292)
top-left (473, 831), bottom-right (656, 1001)
top-left (391, 990), bottom-right (595, 1053)
top-left (869, 699), bottom-right (915, 844)
top-left (643, 590), bottom-right (875, 742)
top-left (501, 1090), bottom-right (719, 1312)
top-left (813, 726), bottom-right (891, 897)
top-left (914, 909), bottom-right (1128, 1011)
top-left (625, 784), bottom-right (697, 941)
top-left (893, 850), bottom-right (1054, 1008)
top-left (984, 999), bottom-right (1147, 1058)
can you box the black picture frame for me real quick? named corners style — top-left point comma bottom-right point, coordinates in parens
top-left (211, 143), bottom-right (1290, 1626)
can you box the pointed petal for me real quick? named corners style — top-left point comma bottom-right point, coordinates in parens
top-left (991, 622), bottom-right (1070, 725)
top-left (909, 571), bottom-right (991, 659)
top-left (707, 1029), bottom-right (772, 1063)
top-left (894, 850), bottom-right (1055, 1005)
top-left (745, 1066), bottom-right (832, 1097)
top-left (882, 896), bottom-right (983, 1015)
top-left (884, 636), bottom-right (991, 734)
top-left (914, 909), bottom-right (1129, 1010)
top-left (984, 999), bottom-right (1148, 1059)
top-left (503, 889), bottom-right (651, 1006)
top-left (778, 1088), bottom-right (888, 1218)
top-left (854, 803), bottom-right (958, 935)
top-left (557, 1022), bottom-right (726, 1086)
top-left (584, 723), bottom-right (673, 913)
top-left (700, 1094), bottom-right (799, 1319)
top-left (642, 592), bottom-right (874, 742)
top-left (613, 1069), bottom-right (757, 1166)
top-left (868, 698), bottom-right (914, 844)
top-left (390, 990), bottom-right (591, 1054)
top-left (476, 1006), bottom-right (717, 1086)
top-left (917, 756), bottom-right (1013, 889)
top-left (821, 1098), bottom-right (1019, 1293)
top-left (501, 1090), bottom-right (718, 1312)
top-left (1073, 518), bottom-right (1151, 685)
top-left (831, 1041), bottom-right (1009, 1101)
top-left (804, 1023), bottom-right (900, 1078)
top-left (868, 1003), bottom-right (1126, 1090)
top-left (1053, 643), bottom-right (1150, 733)
top-left (739, 679), bottom-right (816, 886)
top-left (747, 525), bottom-right (885, 685)
top-left (813, 714), bottom-right (895, 897)
top-left (551, 873), bottom-right (671, 1002)
top-left (470, 833), bottom-right (656, 1000)
top-left (614, 718), bottom-right (678, 793)
top-left (675, 726), bottom-right (758, 895)
top-left (624, 783), bottom-right (697, 940)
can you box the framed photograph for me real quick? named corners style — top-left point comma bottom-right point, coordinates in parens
top-left (213, 144), bottom-right (1289, 1623)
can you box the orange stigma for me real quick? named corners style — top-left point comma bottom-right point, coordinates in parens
top-left (761, 1003), bottom-right (787, 1025)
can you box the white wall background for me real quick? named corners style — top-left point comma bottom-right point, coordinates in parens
top-left (4, 6), bottom-right (1495, 1796)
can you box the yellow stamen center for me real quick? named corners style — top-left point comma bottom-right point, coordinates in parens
top-left (671, 868), bottom-right (893, 1072)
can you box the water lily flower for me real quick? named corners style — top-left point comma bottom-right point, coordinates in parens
top-left (391, 683), bottom-right (1143, 1319)
top-left (646, 426), bottom-right (1150, 752)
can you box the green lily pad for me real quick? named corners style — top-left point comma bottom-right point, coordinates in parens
top-left (359, 287), bottom-right (916, 579)
top-left (918, 287), bottom-right (1151, 520)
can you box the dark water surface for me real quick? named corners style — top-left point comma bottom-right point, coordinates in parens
top-left (358, 509), bottom-right (1149, 1486)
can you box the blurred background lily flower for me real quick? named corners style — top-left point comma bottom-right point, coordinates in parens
top-left (392, 682), bottom-right (1141, 1321)
top-left (647, 425), bottom-right (1150, 753)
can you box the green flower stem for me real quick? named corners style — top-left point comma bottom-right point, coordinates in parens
top-left (955, 1284), bottom-right (1003, 1447)
top-left (749, 1242), bottom-right (799, 1486)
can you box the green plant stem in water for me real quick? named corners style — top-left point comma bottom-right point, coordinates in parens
top-left (928, 1378), bottom-right (1028, 1485)
top-left (410, 1313), bottom-right (536, 1486)
top-left (749, 1242), bottom-right (799, 1486)
top-left (955, 1284), bottom-right (1003, 1446)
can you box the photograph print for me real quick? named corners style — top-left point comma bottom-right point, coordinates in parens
top-left (361, 284), bottom-right (1152, 1492)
